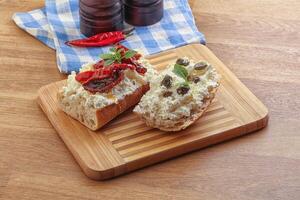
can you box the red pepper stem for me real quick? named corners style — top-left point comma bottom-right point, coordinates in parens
top-left (125, 32), bottom-right (134, 38)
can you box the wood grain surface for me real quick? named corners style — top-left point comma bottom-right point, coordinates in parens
top-left (0, 0), bottom-right (299, 199)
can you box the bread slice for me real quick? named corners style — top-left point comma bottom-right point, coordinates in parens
top-left (133, 58), bottom-right (220, 132)
top-left (136, 87), bottom-right (218, 132)
top-left (58, 84), bottom-right (149, 131)
top-left (57, 54), bottom-right (157, 131)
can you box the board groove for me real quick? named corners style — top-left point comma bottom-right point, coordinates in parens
top-left (37, 44), bottom-right (268, 180)
top-left (117, 116), bottom-right (238, 157)
top-left (110, 105), bottom-right (231, 149)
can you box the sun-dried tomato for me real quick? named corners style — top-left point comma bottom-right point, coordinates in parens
top-left (76, 45), bottom-right (147, 93)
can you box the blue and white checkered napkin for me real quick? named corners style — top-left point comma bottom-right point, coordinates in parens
top-left (13, 0), bottom-right (205, 74)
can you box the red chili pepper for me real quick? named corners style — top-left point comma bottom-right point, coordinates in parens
top-left (65, 31), bottom-right (127, 47)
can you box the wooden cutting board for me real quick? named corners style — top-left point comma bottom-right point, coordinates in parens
top-left (37, 44), bottom-right (268, 180)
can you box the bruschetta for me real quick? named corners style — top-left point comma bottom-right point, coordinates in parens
top-left (133, 57), bottom-right (220, 131)
top-left (58, 45), bottom-right (157, 130)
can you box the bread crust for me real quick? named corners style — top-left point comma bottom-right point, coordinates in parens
top-left (134, 87), bottom-right (218, 132)
top-left (58, 84), bottom-right (149, 131)
top-left (93, 84), bottom-right (149, 130)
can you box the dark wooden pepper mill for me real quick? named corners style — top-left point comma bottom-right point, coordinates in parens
top-left (123, 0), bottom-right (164, 26)
top-left (79, 0), bottom-right (124, 37)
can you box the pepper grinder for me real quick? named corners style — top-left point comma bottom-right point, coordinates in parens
top-left (80, 0), bottom-right (124, 37)
top-left (123, 0), bottom-right (164, 26)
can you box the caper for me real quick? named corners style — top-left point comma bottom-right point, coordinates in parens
top-left (177, 85), bottom-right (190, 95)
top-left (193, 77), bottom-right (201, 83)
top-left (161, 75), bottom-right (173, 88)
top-left (176, 58), bottom-right (190, 66)
top-left (162, 91), bottom-right (173, 97)
top-left (194, 61), bottom-right (208, 70)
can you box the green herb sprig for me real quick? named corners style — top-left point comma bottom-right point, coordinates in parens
top-left (172, 64), bottom-right (190, 88)
top-left (100, 47), bottom-right (137, 66)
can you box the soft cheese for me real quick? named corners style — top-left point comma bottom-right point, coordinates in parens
top-left (59, 57), bottom-right (156, 111)
top-left (134, 57), bottom-right (220, 129)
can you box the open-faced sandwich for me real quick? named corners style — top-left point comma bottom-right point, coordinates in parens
top-left (134, 57), bottom-right (220, 131)
top-left (58, 44), bottom-right (157, 130)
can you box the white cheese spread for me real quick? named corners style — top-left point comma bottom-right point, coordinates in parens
top-left (59, 57), bottom-right (157, 110)
top-left (134, 57), bottom-right (220, 128)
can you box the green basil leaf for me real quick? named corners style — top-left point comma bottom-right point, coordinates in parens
top-left (117, 48), bottom-right (123, 54)
top-left (173, 64), bottom-right (188, 81)
top-left (124, 50), bottom-right (137, 59)
top-left (109, 47), bottom-right (116, 52)
top-left (179, 82), bottom-right (190, 88)
top-left (115, 51), bottom-right (122, 63)
top-left (104, 59), bottom-right (114, 66)
top-left (100, 53), bottom-right (114, 60)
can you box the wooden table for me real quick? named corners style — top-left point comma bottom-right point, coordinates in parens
top-left (1, 0), bottom-right (299, 199)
